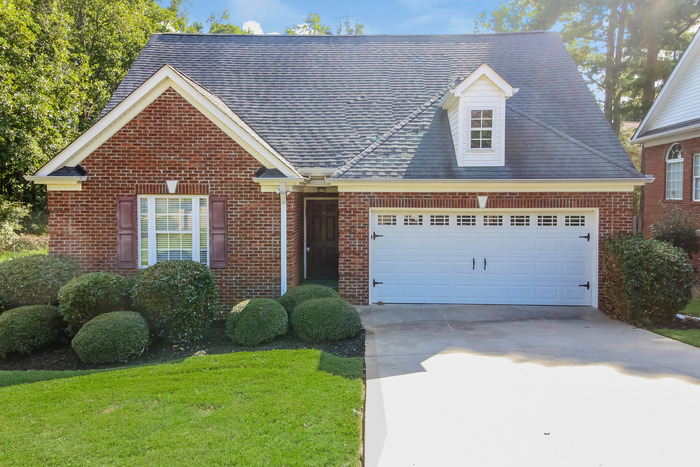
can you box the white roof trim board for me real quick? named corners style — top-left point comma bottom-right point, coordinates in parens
top-left (35, 64), bottom-right (301, 178)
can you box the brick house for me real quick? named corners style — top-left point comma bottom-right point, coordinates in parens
top-left (632, 30), bottom-right (700, 240)
top-left (28, 32), bottom-right (647, 308)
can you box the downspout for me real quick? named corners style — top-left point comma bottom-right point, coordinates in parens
top-left (279, 182), bottom-right (288, 295)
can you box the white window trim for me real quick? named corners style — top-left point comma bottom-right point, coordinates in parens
top-left (694, 153), bottom-right (700, 201)
top-left (138, 195), bottom-right (209, 268)
top-left (665, 143), bottom-right (683, 200)
top-left (467, 106), bottom-right (496, 152)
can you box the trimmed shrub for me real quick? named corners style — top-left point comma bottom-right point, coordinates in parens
top-left (226, 298), bottom-right (288, 346)
top-left (59, 272), bottom-right (130, 334)
top-left (0, 305), bottom-right (63, 357)
top-left (132, 260), bottom-right (218, 344)
top-left (651, 204), bottom-right (700, 258)
top-left (291, 298), bottom-right (361, 343)
top-left (278, 285), bottom-right (340, 316)
top-left (72, 311), bottom-right (150, 364)
top-left (602, 236), bottom-right (692, 326)
top-left (0, 255), bottom-right (80, 310)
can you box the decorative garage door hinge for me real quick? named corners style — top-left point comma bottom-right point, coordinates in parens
top-left (373, 279), bottom-right (383, 287)
top-left (579, 281), bottom-right (590, 290)
top-left (372, 232), bottom-right (383, 240)
top-left (579, 233), bottom-right (591, 241)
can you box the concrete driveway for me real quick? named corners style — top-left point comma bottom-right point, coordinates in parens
top-left (360, 305), bottom-right (700, 467)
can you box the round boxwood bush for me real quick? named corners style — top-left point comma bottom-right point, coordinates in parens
top-left (226, 298), bottom-right (288, 346)
top-left (132, 260), bottom-right (218, 344)
top-left (0, 255), bottom-right (80, 309)
top-left (291, 298), bottom-right (361, 343)
top-left (58, 272), bottom-right (130, 334)
top-left (278, 284), bottom-right (340, 316)
top-left (0, 305), bottom-right (64, 357)
top-left (602, 235), bottom-right (693, 326)
top-left (71, 311), bottom-right (150, 364)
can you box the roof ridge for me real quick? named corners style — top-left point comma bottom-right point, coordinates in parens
top-left (332, 88), bottom-right (449, 178)
top-left (507, 105), bottom-right (643, 177)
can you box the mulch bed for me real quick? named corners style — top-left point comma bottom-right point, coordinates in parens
top-left (0, 320), bottom-right (365, 372)
top-left (659, 315), bottom-right (700, 331)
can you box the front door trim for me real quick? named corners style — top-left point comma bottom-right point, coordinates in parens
top-left (304, 197), bottom-right (340, 279)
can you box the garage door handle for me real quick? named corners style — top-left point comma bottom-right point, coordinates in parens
top-left (473, 258), bottom-right (475, 270)
top-left (484, 258), bottom-right (487, 270)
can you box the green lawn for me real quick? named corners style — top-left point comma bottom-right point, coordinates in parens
top-left (0, 350), bottom-right (363, 466)
top-left (0, 247), bottom-right (47, 262)
top-left (680, 298), bottom-right (700, 318)
top-left (654, 328), bottom-right (700, 348)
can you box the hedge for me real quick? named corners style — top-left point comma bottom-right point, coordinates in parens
top-left (71, 311), bottom-right (150, 364)
top-left (602, 236), bottom-right (692, 326)
top-left (226, 298), bottom-right (288, 346)
top-left (132, 260), bottom-right (218, 344)
top-left (291, 297), bottom-right (361, 343)
top-left (58, 272), bottom-right (130, 334)
top-left (0, 305), bottom-right (64, 357)
top-left (0, 255), bottom-right (80, 310)
top-left (278, 285), bottom-right (340, 316)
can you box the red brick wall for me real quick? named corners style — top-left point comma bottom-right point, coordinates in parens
top-left (338, 191), bottom-right (635, 305)
top-left (48, 88), bottom-right (282, 309)
top-left (641, 137), bottom-right (700, 236)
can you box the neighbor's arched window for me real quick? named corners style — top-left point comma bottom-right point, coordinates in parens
top-left (666, 143), bottom-right (683, 200)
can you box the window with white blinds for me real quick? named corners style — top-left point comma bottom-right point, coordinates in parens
top-left (138, 196), bottom-right (208, 267)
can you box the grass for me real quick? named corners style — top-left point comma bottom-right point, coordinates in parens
top-left (0, 246), bottom-right (48, 262)
top-left (654, 328), bottom-right (700, 348)
top-left (680, 298), bottom-right (700, 318)
top-left (0, 350), bottom-right (364, 466)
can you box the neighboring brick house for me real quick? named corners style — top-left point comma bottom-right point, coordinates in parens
top-left (28, 32), bottom-right (647, 308)
top-left (632, 30), bottom-right (700, 243)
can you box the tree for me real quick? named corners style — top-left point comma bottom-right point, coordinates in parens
top-left (286, 13), bottom-right (364, 35)
top-left (475, 0), bottom-right (700, 134)
top-left (206, 10), bottom-right (251, 34)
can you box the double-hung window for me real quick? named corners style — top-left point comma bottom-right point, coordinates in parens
top-left (138, 196), bottom-right (209, 267)
top-left (666, 143), bottom-right (683, 200)
top-left (469, 109), bottom-right (493, 149)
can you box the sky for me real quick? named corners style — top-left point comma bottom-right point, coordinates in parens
top-left (185, 0), bottom-right (504, 35)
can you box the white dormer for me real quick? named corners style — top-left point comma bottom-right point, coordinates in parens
top-left (441, 63), bottom-right (517, 167)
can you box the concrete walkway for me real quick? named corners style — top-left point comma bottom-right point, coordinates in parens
top-left (360, 305), bottom-right (700, 467)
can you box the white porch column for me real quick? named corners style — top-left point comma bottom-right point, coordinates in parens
top-left (279, 182), bottom-right (288, 295)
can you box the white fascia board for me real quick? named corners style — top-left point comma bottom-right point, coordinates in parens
top-left (631, 124), bottom-right (700, 146)
top-left (331, 178), bottom-right (652, 193)
top-left (254, 177), bottom-right (307, 192)
top-left (25, 175), bottom-right (87, 191)
top-left (452, 63), bottom-right (516, 98)
top-left (633, 29), bottom-right (700, 141)
top-left (35, 65), bottom-right (300, 178)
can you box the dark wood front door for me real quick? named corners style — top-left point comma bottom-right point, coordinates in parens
top-left (306, 199), bottom-right (339, 278)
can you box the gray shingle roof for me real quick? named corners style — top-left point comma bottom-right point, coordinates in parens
top-left (103, 32), bottom-right (643, 180)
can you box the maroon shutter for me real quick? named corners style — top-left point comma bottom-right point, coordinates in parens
top-left (209, 196), bottom-right (228, 268)
top-left (116, 196), bottom-right (138, 268)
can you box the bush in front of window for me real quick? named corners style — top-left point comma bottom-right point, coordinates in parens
top-left (71, 311), bottom-right (150, 364)
top-left (225, 298), bottom-right (288, 346)
top-left (132, 260), bottom-right (218, 344)
top-left (0, 305), bottom-right (64, 358)
top-left (0, 255), bottom-right (80, 311)
top-left (290, 298), bottom-right (361, 344)
top-left (58, 272), bottom-right (130, 334)
top-left (601, 236), bottom-right (692, 327)
top-left (650, 204), bottom-right (700, 258)
top-left (278, 284), bottom-right (340, 317)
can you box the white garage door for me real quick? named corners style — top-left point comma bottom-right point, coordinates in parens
top-left (370, 211), bottom-right (596, 305)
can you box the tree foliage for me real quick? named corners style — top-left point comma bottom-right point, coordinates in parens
top-left (286, 13), bottom-right (364, 35)
top-left (475, 0), bottom-right (700, 135)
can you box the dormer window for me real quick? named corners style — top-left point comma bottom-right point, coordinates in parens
top-left (470, 109), bottom-right (493, 149)
top-left (441, 63), bottom-right (517, 167)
